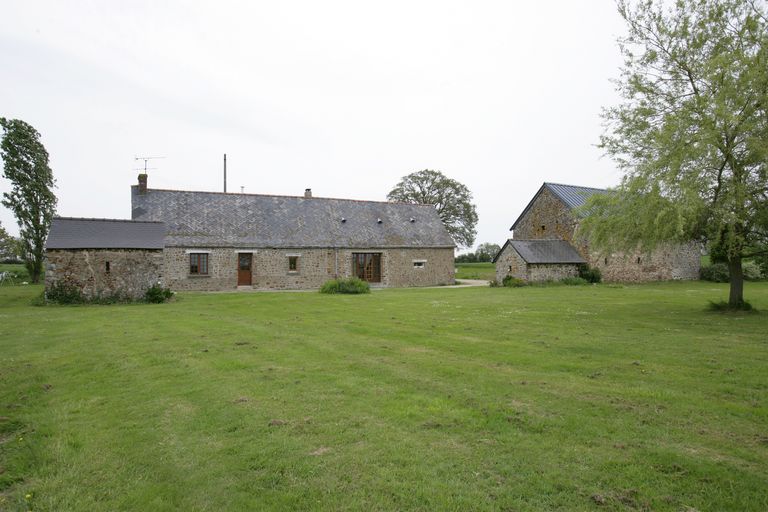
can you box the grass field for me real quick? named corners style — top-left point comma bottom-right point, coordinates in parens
top-left (1, 282), bottom-right (767, 511)
top-left (455, 262), bottom-right (495, 281)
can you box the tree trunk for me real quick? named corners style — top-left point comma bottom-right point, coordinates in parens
top-left (728, 255), bottom-right (744, 307)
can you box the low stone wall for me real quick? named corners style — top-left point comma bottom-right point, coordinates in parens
top-left (588, 242), bottom-right (701, 282)
top-left (45, 249), bottom-right (164, 300)
top-left (164, 246), bottom-right (455, 291)
top-left (527, 263), bottom-right (579, 282)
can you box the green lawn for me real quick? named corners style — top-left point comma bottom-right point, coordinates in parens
top-left (455, 262), bottom-right (495, 281)
top-left (1, 282), bottom-right (767, 511)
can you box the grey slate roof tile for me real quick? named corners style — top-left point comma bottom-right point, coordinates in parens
top-left (131, 187), bottom-right (455, 248)
top-left (46, 217), bottom-right (165, 250)
top-left (494, 239), bottom-right (586, 264)
top-left (511, 182), bottom-right (609, 230)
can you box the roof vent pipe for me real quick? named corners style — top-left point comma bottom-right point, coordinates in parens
top-left (377, 218), bottom-right (382, 224)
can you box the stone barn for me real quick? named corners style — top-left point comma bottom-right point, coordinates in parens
top-left (493, 239), bottom-right (586, 283)
top-left (45, 217), bottom-right (165, 300)
top-left (495, 182), bottom-right (700, 283)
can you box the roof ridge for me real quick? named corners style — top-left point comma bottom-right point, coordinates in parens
top-left (544, 182), bottom-right (608, 191)
top-left (53, 216), bottom-right (164, 224)
top-left (132, 186), bottom-right (437, 208)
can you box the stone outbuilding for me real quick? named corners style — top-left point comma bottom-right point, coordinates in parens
top-left (493, 239), bottom-right (586, 283)
top-left (495, 182), bottom-right (700, 283)
top-left (131, 175), bottom-right (455, 291)
top-left (45, 217), bottom-right (165, 300)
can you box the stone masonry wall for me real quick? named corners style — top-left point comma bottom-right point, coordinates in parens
top-left (588, 242), bottom-right (701, 282)
top-left (527, 263), bottom-right (580, 282)
top-left (45, 249), bottom-right (164, 300)
top-left (164, 246), bottom-right (455, 291)
top-left (495, 243), bottom-right (527, 283)
top-left (513, 188), bottom-right (576, 242)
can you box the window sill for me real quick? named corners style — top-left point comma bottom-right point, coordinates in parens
top-left (188, 274), bottom-right (211, 278)
top-left (287, 271), bottom-right (299, 275)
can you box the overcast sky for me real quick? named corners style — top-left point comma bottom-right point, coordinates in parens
top-left (1, 1), bottom-right (627, 249)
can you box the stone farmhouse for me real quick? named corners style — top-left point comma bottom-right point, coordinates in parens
top-left (45, 217), bottom-right (165, 300)
top-left (129, 175), bottom-right (455, 291)
top-left (494, 182), bottom-right (700, 283)
top-left (44, 175), bottom-right (455, 297)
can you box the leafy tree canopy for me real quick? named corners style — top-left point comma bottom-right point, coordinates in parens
top-left (579, 0), bottom-right (768, 307)
top-left (387, 169), bottom-right (478, 248)
top-left (0, 118), bottom-right (57, 283)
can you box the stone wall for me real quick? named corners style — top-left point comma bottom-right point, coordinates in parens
top-left (45, 249), bottom-right (164, 300)
top-left (513, 188), bottom-right (701, 282)
top-left (513, 187), bottom-right (576, 242)
top-left (495, 243), bottom-right (527, 283)
top-left (164, 246), bottom-right (455, 291)
top-left (528, 263), bottom-right (580, 282)
top-left (588, 242), bottom-right (701, 282)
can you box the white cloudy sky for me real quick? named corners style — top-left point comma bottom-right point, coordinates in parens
top-left (1, 1), bottom-right (627, 249)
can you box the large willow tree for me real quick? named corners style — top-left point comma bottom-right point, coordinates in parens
top-left (580, 0), bottom-right (768, 307)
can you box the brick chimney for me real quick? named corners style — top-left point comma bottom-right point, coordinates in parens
top-left (304, 188), bottom-right (312, 198)
top-left (138, 174), bottom-right (148, 194)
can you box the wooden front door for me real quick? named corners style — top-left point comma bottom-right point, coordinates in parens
top-left (237, 253), bottom-right (252, 285)
top-left (352, 253), bottom-right (382, 283)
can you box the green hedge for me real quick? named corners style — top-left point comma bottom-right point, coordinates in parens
top-left (320, 277), bottom-right (371, 294)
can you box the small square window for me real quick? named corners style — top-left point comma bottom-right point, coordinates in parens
top-left (288, 256), bottom-right (299, 272)
top-left (190, 253), bottom-right (209, 275)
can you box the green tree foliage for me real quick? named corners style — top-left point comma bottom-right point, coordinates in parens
top-left (0, 221), bottom-right (22, 261)
top-left (579, 0), bottom-right (768, 307)
top-left (0, 118), bottom-right (57, 283)
top-left (387, 169), bottom-right (478, 248)
top-left (475, 242), bottom-right (501, 262)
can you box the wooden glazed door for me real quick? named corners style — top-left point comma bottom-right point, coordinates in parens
top-left (237, 253), bottom-right (252, 285)
top-left (352, 253), bottom-right (382, 283)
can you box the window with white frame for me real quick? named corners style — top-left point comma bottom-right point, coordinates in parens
top-left (413, 260), bottom-right (427, 269)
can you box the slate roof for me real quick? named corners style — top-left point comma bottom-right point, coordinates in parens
top-left (131, 187), bottom-right (455, 248)
top-left (46, 217), bottom-right (165, 250)
top-left (493, 239), bottom-right (586, 264)
top-left (511, 182), bottom-right (608, 230)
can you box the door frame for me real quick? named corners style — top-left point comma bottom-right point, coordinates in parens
top-left (237, 252), bottom-right (253, 286)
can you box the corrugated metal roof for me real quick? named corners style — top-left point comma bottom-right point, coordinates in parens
top-left (131, 187), bottom-right (456, 248)
top-left (505, 239), bottom-right (586, 264)
top-left (46, 217), bottom-right (165, 250)
top-left (510, 182), bottom-right (608, 230)
top-left (544, 183), bottom-right (608, 210)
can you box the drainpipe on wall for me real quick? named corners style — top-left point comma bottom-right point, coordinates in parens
top-left (334, 248), bottom-right (338, 278)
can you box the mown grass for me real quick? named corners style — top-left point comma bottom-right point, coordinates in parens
top-left (1, 282), bottom-right (767, 511)
top-left (455, 262), bottom-right (495, 281)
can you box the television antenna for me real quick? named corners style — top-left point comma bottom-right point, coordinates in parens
top-left (133, 155), bottom-right (165, 172)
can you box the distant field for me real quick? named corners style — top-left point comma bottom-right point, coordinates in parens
top-left (455, 262), bottom-right (495, 281)
top-left (1, 282), bottom-right (767, 510)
